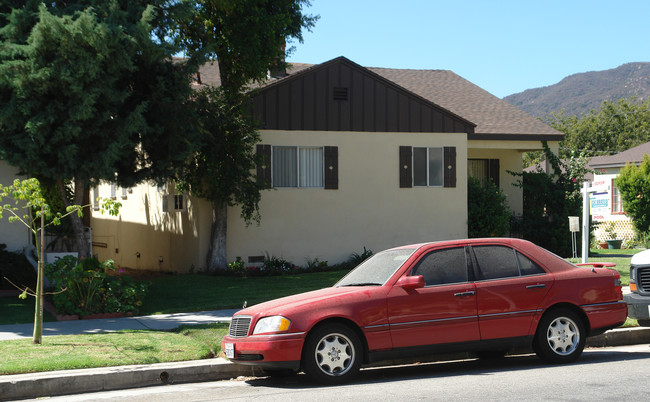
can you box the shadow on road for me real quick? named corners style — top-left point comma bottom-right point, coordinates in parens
top-left (243, 347), bottom-right (650, 389)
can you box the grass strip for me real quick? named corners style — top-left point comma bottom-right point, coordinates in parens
top-left (138, 269), bottom-right (349, 315)
top-left (0, 323), bottom-right (228, 375)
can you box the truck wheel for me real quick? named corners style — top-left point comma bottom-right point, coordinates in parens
top-left (637, 319), bottom-right (650, 327)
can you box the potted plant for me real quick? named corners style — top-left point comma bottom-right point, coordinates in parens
top-left (603, 222), bottom-right (622, 249)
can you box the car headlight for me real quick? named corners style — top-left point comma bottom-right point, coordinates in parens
top-left (252, 316), bottom-right (291, 335)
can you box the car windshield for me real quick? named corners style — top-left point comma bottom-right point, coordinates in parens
top-left (335, 248), bottom-right (417, 287)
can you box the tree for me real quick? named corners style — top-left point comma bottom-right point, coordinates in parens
top-left (0, 178), bottom-right (119, 343)
top-left (615, 155), bottom-right (650, 236)
top-left (512, 143), bottom-right (591, 256)
top-left (467, 177), bottom-right (511, 238)
top-left (173, 0), bottom-right (318, 270)
top-left (0, 1), bottom-right (200, 258)
top-left (542, 97), bottom-right (650, 159)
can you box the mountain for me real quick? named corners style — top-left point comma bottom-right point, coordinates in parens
top-left (503, 62), bottom-right (650, 118)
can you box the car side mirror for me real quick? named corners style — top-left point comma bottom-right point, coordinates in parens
top-left (397, 275), bottom-right (425, 289)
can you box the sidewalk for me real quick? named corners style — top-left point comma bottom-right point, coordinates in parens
top-left (0, 309), bottom-right (239, 341)
top-left (1, 312), bottom-right (650, 400)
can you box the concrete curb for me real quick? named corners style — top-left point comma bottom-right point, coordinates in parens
top-left (1, 327), bottom-right (649, 400)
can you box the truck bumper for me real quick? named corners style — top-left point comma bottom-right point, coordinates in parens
top-left (623, 293), bottom-right (650, 320)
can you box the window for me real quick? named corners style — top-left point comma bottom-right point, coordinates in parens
top-left (516, 252), bottom-right (545, 276)
top-left (411, 247), bottom-right (468, 286)
top-left (272, 146), bottom-right (324, 188)
top-left (399, 146), bottom-right (456, 188)
top-left (413, 147), bottom-right (443, 187)
top-left (468, 159), bottom-right (500, 186)
top-left (174, 194), bottom-right (184, 211)
top-left (472, 245), bottom-right (520, 280)
top-left (612, 182), bottom-right (624, 214)
top-left (472, 245), bottom-right (545, 280)
top-left (92, 187), bottom-right (100, 211)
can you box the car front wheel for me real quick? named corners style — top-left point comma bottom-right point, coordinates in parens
top-left (302, 323), bottom-right (362, 384)
top-left (534, 308), bottom-right (585, 363)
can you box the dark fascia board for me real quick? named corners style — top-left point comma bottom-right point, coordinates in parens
top-left (468, 133), bottom-right (565, 142)
top-left (251, 56), bottom-right (477, 132)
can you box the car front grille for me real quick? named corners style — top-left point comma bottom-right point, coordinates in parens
top-left (638, 267), bottom-right (650, 293)
top-left (229, 315), bottom-right (252, 337)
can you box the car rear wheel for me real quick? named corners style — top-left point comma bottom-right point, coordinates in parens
top-left (302, 323), bottom-right (362, 384)
top-left (534, 308), bottom-right (585, 363)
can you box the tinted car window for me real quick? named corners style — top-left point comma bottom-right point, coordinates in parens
top-left (411, 247), bottom-right (468, 286)
top-left (473, 245), bottom-right (519, 280)
top-left (517, 252), bottom-right (545, 275)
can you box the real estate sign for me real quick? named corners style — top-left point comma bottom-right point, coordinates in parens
top-left (590, 192), bottom-right (610, 221)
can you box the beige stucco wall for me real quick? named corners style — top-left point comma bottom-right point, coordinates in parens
top-left (0, 160), bottom-right (31, 252)
top-left (90, 136), bottom-right (553, 272)
top-left (226, 130), bottom-right (468, 267)
top-left (90, 182), bottom-right (211, 273)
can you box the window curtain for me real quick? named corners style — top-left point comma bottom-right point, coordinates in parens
top-left (428, 147), bottom-right (443, 186)
top-left (299, 147), bottom-right (324, 187)
top-left (272, 147), bottom-right (297, 187)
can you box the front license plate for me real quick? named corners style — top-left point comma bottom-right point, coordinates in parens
top-left (225, 343), bottom-right (235, 359)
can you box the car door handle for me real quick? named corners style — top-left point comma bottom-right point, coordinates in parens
top-left (526, 284), bottom-right (546, 289)
top-left (454, 291), bottom-right (475, 297)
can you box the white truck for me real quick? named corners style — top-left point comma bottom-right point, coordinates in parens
top-left (624, 249), bottom-right (650, 326)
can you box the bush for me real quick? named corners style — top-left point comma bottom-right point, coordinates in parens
top-left (0, 244), bottom-right (36, 291)
top-left (616, 154), bottom-right (650, 236)
top-left (45, 256), bottom-right (148, 316)
top-left (467, 177), bottom-right (511, 238)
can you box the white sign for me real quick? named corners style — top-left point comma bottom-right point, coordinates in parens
top-left (590, 192), bottom-right (610, 220)
top-left (589, 179), bottom-right (610, 193)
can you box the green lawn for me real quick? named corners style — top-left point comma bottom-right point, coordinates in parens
top-left (138, 269), bottom-right (349, 315)
top-left (0, 323), bottom-right (228, 375)
top-left (0, 295), bottom-right (56, 326)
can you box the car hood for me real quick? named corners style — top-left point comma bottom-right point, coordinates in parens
top-left (236, 286), bottom-right (380, 318)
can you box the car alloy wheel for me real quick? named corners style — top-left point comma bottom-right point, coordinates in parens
top-left (302, 323), bottom-right (362, 384)
top-left (534, 308), bottom-right (585, 363)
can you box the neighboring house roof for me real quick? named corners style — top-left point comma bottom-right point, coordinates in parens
top-left (588, 141), bottom-right (650, 169)
top-left (194, 56), bottom-right (563, 141)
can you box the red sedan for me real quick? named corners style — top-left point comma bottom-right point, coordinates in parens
top-left (221, 238), bottom-right (627, 384)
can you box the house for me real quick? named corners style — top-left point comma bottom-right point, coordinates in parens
top-left (588, 141), bottom-right (650, 243)
top-left (0, 159), bottom-right (31, 252)
top-left (90, 56), bottom-right (563, 272)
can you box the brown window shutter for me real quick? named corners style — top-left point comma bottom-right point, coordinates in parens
top-left (399, 146), bottom-right (412, 188)
top-left (256, 144), bottom-right (272, 189)
top-left (489, 159), bottom-right (500, 187)
top-left (324, 146), bottom-right (338, 189)
top-left (444, 146), bottom-right (457, 188)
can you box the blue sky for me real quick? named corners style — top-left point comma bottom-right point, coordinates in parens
top-left (287, 0), bottom-right (650, 98)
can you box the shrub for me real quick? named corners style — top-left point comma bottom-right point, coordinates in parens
top-left (0, 244), bottom-right (36, 291)
top-left (616, 154), bottom-right (650, 236)
top-left (262, 254), bottom-right (295, 275)
top-left (467, 177), bottom-right (511, 238)
top-left (345, 247), bottom-right (373, 268)
top-left (45, 256), bottom-right (147, 316)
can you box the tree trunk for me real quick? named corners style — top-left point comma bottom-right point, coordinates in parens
top-left (207, 201), bottom-right (227, 271)
top-left (57, 179), bottom-right (90, 258)
top-left (32, 208), bottom-right (44, 344)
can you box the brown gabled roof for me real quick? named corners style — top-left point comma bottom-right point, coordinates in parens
top-left (194, 57), bottom-right (563, 140)
top-left (367, 67), bottom-right (563, 140)
top-left (589, 141), bottom-right (650, 169)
